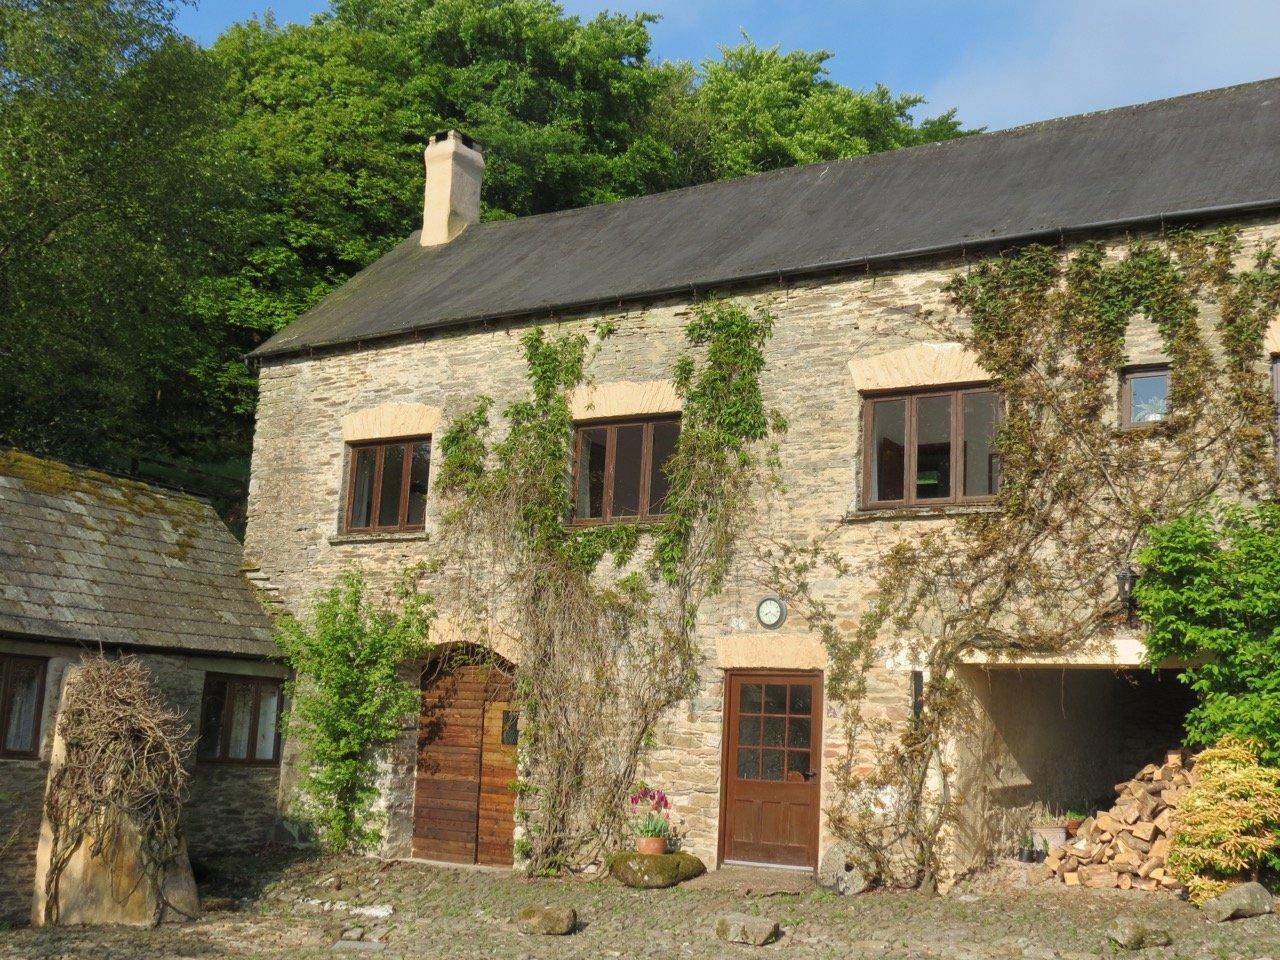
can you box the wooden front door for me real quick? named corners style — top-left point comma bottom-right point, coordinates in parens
top-left (721, 671), bottom-right (822, 868)
top-left (412, 661), bottom-right (517, 865)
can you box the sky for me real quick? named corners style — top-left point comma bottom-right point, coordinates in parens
top-left (174, 0), bottom-right (1280, 130)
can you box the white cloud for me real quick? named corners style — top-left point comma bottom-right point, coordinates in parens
top-left (928, 0), bottom-right (1280, 130)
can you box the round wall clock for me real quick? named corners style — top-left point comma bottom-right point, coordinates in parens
top-left (756, 596), bottom-right (787, 630)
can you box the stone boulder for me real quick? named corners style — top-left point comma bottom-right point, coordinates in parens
top-left (609, 851), bottom-right (706, 889)
top-left (817, 842), bottom-right (871, 896)
top-left (516, 905), bottom-right (576, 935)
top-left (1201, 882), bottom-right (1274, 922)
top-left (1106, 918), bottom-right (1172, 950)
top-left (715, 913), bottom-right (780, 946)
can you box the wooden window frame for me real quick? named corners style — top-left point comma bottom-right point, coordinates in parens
top-left (0, 654), bottom-right (47, 759)
top-left (860, 383), bottom-right (1000, 510)
top-left (570, 414), bottom-right (680, 526)
top-left (197, 674), bottom-right (284, 766)
top-left (343, 435), bottom-right (431, 534)
top-left (1120, 364), bottom-right (1171, 430)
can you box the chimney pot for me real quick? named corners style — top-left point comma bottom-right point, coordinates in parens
top-left (421, 130), bottom-right (484, 246)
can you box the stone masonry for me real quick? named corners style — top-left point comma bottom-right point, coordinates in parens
top-left (245, 215), bottom-right (1280, 872)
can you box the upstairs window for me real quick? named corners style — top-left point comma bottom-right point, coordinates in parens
top-left (345, 437), bottom-right (431, 533)
top-left (0, 654), bottom-right (45, 758)
top-left (1121, 365), bottom-right (1170, 428)
top-left (196, 674), bottom-right (283, 764)
top-left (573, 416), bottom-right (680, 523)
top-left (862, 386), bottom-right (1000, 508)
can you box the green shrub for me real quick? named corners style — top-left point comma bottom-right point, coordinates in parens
top-left (1169, 737), bottom-right (1280, 903)
top-left (1137, 502), bottom-right (1280, 763)
top-left (277, 566), bottom-right (431, 851)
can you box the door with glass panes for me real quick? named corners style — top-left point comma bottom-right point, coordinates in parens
top-left (720, 671), bottom-right (822, 868)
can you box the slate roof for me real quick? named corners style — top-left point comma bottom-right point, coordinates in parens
top-left (254, 77), bottom-right (1280, 360)
top-left (0, 451), bottom-right (278, 659)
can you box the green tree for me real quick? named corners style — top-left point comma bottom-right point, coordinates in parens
top-left (276, 566), bottom-right (432, 851)
top-left (1138, 502), bottom-right (1280, 763)
top-left (0, 0), bottom-right (252, 475)
top-left (671, 37), bottom-right (967, 181)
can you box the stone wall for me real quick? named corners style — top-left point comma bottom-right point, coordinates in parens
top-left (0, 638), bottom-right (287, 921)
top-left (244, 215), bottom-right (1280, 870)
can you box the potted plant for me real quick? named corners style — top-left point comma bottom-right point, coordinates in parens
top-left (629, 785), bottom-right (672, 855)
top-left (1017, 831), bottom-right (1036, 863)
top-left (1063, 808), bottom-right (1088, 838)
top-left (1031, 822), bottom-right (1067, 855)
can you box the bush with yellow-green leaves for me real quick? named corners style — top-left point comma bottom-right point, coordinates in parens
top-left (1169, 737), bottom-right (1280, 903)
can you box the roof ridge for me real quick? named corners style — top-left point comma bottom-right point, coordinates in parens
top-left (0, 448), bottom-right (214, 510)
top-left (449, 75), bottom-right (1280, 236)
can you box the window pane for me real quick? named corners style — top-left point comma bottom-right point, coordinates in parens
top-left (740, 683), bottom-right (762, 713)
top-left (612, 424), bottom-right (644, 517)
top-left (787, 751), bottom-right (810, 777)
top-left (1130, 372), bottom-right (1169, 424)
top-left (377, 445), bottom-right (405, 526)
top-left (736, 748), bottom-right (759, 780)
top-left (501, 710), bottom-right (519, 746)
top-left (406, 441), bottom-right (431, 526)
top-left (788, 684), bottom-right (811, 716)
top-left (763, 716), bottom-right (785, 747)
top-left (647, 420), bottom-right (680, 515)
top-left (788, 718), bottom-right (811, 749)
top-left (915, 395), bottom-right (952, 500)
top-left (197, 678), bottom-right (227, 760)
top-left (963, 391), bottom-right (1000, 497)
top-left (870, 399), bottom-right (906, 501)
top-left (3, 661), bottom-right (41, 753)
top-left (227, 684), bottom-right (254, 760)
top-left (350, 448), bottom-right (377, 528)
top-left (738, 715), bottom-right (761, 746)
top-left (764, 684), bottom-right (787, 714)
top-left (761, 749), bottom-right (785, 781)
top-left (575, 428), bottom-right (608, 519)
top-left (254, 685), bottom-right (280, 761)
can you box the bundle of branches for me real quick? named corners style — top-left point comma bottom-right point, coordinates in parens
top-left (43, 655), bottom-right (193, 926)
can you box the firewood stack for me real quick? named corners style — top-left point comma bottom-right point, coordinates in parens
top-left (1046, 753), bottom-right (1193, 892)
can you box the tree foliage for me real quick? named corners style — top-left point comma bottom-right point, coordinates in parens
top-left (1139, 502), bottom-right (1280, 763)
top-left (276, 567), bottom-right (433, 852)
top-left (0, 0), bottom-right (252, 472)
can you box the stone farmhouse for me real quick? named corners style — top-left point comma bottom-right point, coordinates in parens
top-left (245, 79), bottom-right (1280, 876)
top-left (0, 452), bottom-right (285, 921)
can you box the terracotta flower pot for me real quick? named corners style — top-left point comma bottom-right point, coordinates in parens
top-left (1064, 819), bottom-right (1083, 838)
top-left (636, 836), bottom-right (668, 855)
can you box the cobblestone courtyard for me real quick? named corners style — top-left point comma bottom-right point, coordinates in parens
top-left (4, 854), bottom-right (1279, 960)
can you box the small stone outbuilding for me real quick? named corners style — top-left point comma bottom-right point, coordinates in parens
top-left (0, 451), bottom-right (286, 921)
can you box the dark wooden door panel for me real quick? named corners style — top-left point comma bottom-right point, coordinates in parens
top-left (722, 671), bottom-right (822, 868)
top-left (413, 661), bottom-right (517, 866)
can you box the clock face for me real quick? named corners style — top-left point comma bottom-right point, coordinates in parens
top-left (757, 596), bottom-right (786, 629)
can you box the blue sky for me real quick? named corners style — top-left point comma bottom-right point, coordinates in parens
top-left (175, 0), bottom-right (1280, 130)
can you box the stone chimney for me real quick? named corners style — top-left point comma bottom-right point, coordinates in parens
top-left (421, 130), bottom-right (484, 246)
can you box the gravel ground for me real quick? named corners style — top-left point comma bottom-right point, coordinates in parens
top-left (3, 852), bottom-right (1279, 960)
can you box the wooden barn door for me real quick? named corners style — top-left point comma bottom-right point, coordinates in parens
top-left (412, 659), bottom-right (517, 865)
top-left (720, 671), bottom-right (822, 868)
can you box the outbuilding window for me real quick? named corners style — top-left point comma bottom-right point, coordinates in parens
top-left (862, 386), bottom-right (1000, 508)
top-left (0, 654), bottom-right (45, 758)
top-left (1121, 365), bottom-right (1170, 428)
top-left (196, 674), bottom-right (283, 764)
top-left (572, 416), bottom-right (680, 523)
top-left (345, 437), bottom-right (431, 532)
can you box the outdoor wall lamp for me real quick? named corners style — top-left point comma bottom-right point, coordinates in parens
top-left (1116, 564), bottom-right (1138, 620)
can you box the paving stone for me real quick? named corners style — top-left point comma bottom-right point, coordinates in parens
top-left (715, 913), bottom-right (781, 946)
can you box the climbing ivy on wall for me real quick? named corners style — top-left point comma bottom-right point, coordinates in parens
top-left (433, 300), bottom-right (782, 874)
top-left (806, 227), bottom-right (1280, 891)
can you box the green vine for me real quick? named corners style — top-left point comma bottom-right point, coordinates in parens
top-left (433, 299), bottom-right (781, 873)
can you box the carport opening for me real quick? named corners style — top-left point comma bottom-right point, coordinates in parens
top-left (956, 665), bottom-right (1195, 860)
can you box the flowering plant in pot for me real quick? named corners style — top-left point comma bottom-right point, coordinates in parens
top-left (629, 786), bottom-right (672, 855)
